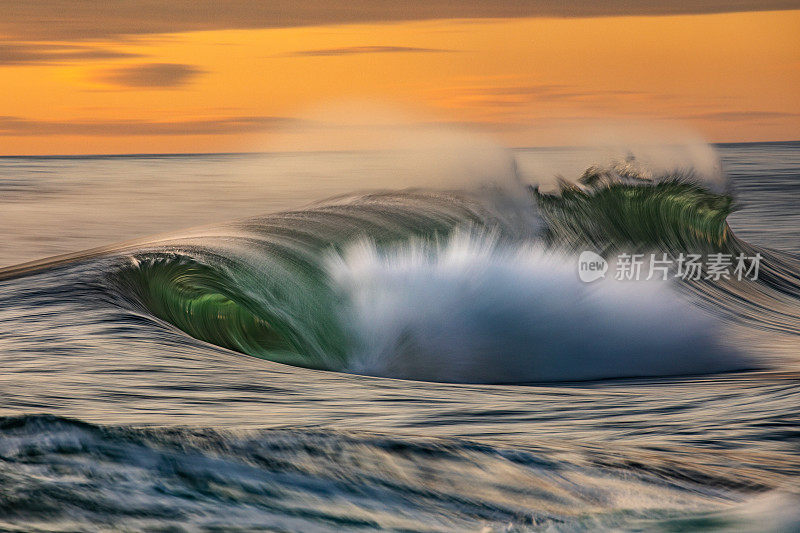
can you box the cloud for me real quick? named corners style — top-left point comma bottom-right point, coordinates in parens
top-left (446, 84), bottom-right (650, 107)
top-left (1, 1), bottom-right (798, 41)
top-left (285, 46), bottom-right (453, 57)
top-left (681, 111), bottom-right (800, 121)
top-left (94, 63), bottom-right (205, 88)
top-left (0, 115), bottom-right (308, 136)
top-left (0, 43), bottom-right (139, 66)
top-left (482, 85), bottom-right (642, 98)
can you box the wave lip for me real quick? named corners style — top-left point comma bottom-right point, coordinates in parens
top-left (330, 231), bottom-right (751, 383)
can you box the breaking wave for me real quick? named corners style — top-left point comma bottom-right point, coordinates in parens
top-left (3, 163), bottom-right (799, 383)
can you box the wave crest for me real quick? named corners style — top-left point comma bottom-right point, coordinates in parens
top-left (533, 164), bottom-right (735, 253)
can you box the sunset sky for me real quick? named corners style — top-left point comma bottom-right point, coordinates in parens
top-left (1, 1), bottom-right (798, 155)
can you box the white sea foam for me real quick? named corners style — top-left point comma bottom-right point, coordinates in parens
top-left (328, 231), bottom-right (751, 383)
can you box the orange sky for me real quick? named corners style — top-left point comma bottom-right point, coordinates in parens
top-left (1, 9), bottom-right (798, 154)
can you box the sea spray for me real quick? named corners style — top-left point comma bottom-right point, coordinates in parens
top-left (330, 230), bottom-right (750, 383)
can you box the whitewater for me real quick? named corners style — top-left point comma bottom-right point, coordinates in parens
top-left (0, 142), bottom-right (799, 531)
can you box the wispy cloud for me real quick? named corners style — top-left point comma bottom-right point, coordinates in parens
top-left (2, 1), bottom-right (798, 41)
top-left (0, 43), bottom-right (139, 66)
top-left (94, 63), bottom-right (205, 88)
top-left (680, 111), bottom-right (800, 121)
top-left (482, 85), bottom-right (642, 99)
top-left (0, 115), bottom-right (307, 136)
top-left (444, 84), bottom-right (650, 108)
top-left (285, 46), bottom-right (454, 57)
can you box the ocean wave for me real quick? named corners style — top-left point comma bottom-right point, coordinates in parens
top-left (2, 166), bottom-right (799, 383)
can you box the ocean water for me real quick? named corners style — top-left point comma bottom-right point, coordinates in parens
top-left (0, 142), bottom-right (799, 531)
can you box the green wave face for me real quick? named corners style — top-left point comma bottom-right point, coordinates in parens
top-left (114, 253), bottom-right (348, 371)
top-left (533, 170), bottom-right (735, 254)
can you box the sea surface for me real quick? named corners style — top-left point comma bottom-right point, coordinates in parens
top-left (0, 141), bottom-right (799, 531)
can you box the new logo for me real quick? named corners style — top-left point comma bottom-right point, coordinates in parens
top-left (578, 251), bottom-right (608, 282)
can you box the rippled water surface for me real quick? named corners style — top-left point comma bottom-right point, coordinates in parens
top-left (0, 142), bottom-right (799, 531)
